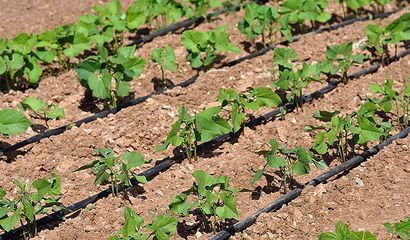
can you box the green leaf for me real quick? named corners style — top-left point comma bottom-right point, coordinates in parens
top-left (147, 214), bottom-right (178, 239)
top-left (10, 53), bottom-right (24, 70)
top-left (251, 169), bottom-right (264, 186)
top-left (274, 47), bottom-right (297, 68)
top-left (0, 208), bottom-right (21, 232)
top-left (116, 80), bottom-right (131, 97)
top-left (0, 109), bottom-right (31, 136)
top-left (319, 221), bottom-right (376, 240)
top-left (313, 110), bottom-right (339, 122)
top-left (215, 192), bottom-right (239, 220)
top-left (21, 97), bottom-right (46, 113)
top-left (123, 151), bottom-right (146, 168)
top-left (195, 106), bottom-right (231, 143)
top-left (88, 68), bottom-right (112, 100)
top-left (151, 46), bottom-right (177, 73)
top-left (44, 105), bottom-right (65, 120)
top-left (0, 57), bottom-right (6, 75)
top-left (122, 207), bottom-right (144, 238)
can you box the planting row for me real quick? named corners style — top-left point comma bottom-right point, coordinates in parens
top-left (1, 8), bottom-right (409, 149)
top-left (0, 0), bottom-right (238, 92)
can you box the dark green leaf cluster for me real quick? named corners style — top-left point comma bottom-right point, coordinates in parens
top-left (318, 221), bottom-right (377, 240)
top-left (109, 207), bottom-right (178, 240)
top-left (75, 45), bottom-right (146, 109)
top-left (169, 170), bottom-right (238, 230)
top-left (384, 217), bottom-right (410, 240)
top-left (74, 148), bottom-right (149, 197)
top-left (251, 139), bottom-right (326, 191)
top-left (272, 47), bottom-right (322, 108)
top-left (337, 0), bottom-right (392, 17)
top-left (369, 79), bottom-right (410, 129)
top-left (319, 42), bottom-right (367, 84)
top-left (0, 109), bottom-right (31, 136)
top-left (306, 101), bottom-right (392, 162)
top-left (363, 13), bottom-right (410, 64)
top-left (181, 27), bottom-right (240, 69)
top-left (0, 174), bottom-right (64, 238)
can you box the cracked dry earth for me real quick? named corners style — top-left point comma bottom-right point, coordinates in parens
top-left (0, 0), bottom-right (410, 240)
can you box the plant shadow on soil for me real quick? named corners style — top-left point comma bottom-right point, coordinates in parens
top-left (176, 210), bottom-right (239, 239)
top-left (0, 143), bottom-right (27, 163)
top-left (78, 89), bottom-right (137, 114)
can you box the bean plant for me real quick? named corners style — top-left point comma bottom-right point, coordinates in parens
top-left (0, 34), bottom-right (50, 91)
top-left (237, 3), bottom-right (292, 46)
top-left (319, 221), bottom-right (377, 240)
top-left (363, 13), bottom-right (410, 65)
top-left (251, 139), bottom-right (326, 192)
top-left (155, 106), bottom-right (231, 162)
top-left (151, 46), bottom-right (177, 82)
top-left (0, 174), bottom-right (64, 239)
top-left (169, 170), bottom-right (238, 232)
top-left (217, 87), bottom-right (282, 133)
top-left (109, 206), bottom-right (178, 240)
top-left (384, 216), bottom-right (410, 240)
top-left (370, 79), bottom-right (410, 130)
top-left (20, 97), bottom-right (64, 128)
top-left (319, 42), bottom-right (367, 84)
top-left (75, 148), bottom-right (149, 197)
top-left (181, 27), bottom-right (240, 69)
top-left (75, 45), bottom-right (146, 109)
top-left (279, 0), bottom-right (331, 28)
top-left (305, 101), bottom-right (392, 162)
top-left (272, 47), bottom-right (322, 109)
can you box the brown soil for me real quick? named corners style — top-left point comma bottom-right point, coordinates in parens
top-left (0, 1), bottom-right (409, 240)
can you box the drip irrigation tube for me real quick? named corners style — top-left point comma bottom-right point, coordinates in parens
top-left (0, 8), bottom-right (402, 158)
top-left (2, 43), bottom-right (409, 240)
top-left (209, 127), bottom-right (410, 240)
top-left (128, 4), bottom-right (240, 46)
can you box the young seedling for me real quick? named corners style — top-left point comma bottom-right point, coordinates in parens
top-left (319, 221), bottom-right (376, 240)
top-left (217, 87), bottom-right (282, 133)
top-left (279, 0), bottom-right (331, 29)
top-left (189, 0), bottom-right (222, 18)
top-left (151, 46), bottom-right (177, 82)
top-left (370, 79), bottom-right (410, 130)
top-left (251, 138), bottom-right (326, 193)
top-left (336, 0), bottom-right (372, 18)
top-left (0, 109), bottom-right (31, 136)
top-left (155, 106), bottom-right (231, 162)
top-left (0, 174), bottom-right (64, 239)
top-left (74, 148), bottom-right (148, 197)
top-left (169, 170), bottom-right (238, 232)
top-left (363, 13), bottom-right (410, 65)
top-left (20, 97), bottom-right (64, 128)
top-left (305, 101), bottom-right (392, 162)
top-left (272, 47), bottom-right (322, 109)
top-left (384, 216), bottom-right (410, 240)
top-left (0, 34), bottom-right (49, 91)
top-left (237, 3), bottom-right (292, 46)
top-left (319, 42), bottom-right (367, 84)
top-left (181, 27), bottom-right (240, 70)
top-left (75, 45), bottom-right (146, 109)
top-left (109, 206), bottom-right (179, 240)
